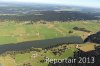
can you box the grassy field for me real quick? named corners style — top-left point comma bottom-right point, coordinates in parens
top-left (0, 55), bottom-right (17, 66)
top-left (0, 20), bottom-right (99, 44)
top-left (0, 43), bottom-right (99, 66)
top-left (0, 20), bottom-right (99, 66)
top-left (0, 44), bottom-right (77, 66)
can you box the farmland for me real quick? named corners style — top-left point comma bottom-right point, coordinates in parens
top-left (0, 2), bottom-right (100, 66)
top-left (0, 43), bottom-right (99, 66)
top-left (0, 20), bottom-right (99, 45)
top-left (0, 20), bottom-right (99, 66)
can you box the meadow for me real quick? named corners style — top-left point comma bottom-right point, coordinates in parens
top-left (0, 43), bottom-right (99, 66)
top-left (0, 20), bottom-right (99, 44)
top-left (0, 20), bottom-right (100, 66)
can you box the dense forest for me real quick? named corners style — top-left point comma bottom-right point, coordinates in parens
top-left (0, 36), bottom-right (83, 54)
top-left (84, 31), bottom-right (100, 44)
top-left (0, 11), bottom-right (100, 21)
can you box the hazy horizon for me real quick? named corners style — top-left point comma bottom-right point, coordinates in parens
top-left (0, 0), bottom-right (100, 8)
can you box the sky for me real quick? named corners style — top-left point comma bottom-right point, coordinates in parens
top-left (0, 0), bottom-right (100, 8)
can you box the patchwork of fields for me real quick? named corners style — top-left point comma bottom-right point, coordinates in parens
top-left (0, 20), bottom-right (99, 66)
top-left (0, 43), bottom-right (99, 66)
top-left (0, 20), bottom-right (100, 44)
top-left (0, 44), bottom-right (78, 66)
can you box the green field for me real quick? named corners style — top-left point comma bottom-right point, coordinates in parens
top-left (0, 20), bottom-right (100, 44)
top-left (0, 43), bottom-right (99, 66)
top-left (0, 44), bottom-right (78, 66)
top-left (0, 20), bottom-right (100, 66)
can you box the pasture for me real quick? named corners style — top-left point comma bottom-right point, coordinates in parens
top-left (0, 20), bottom-right (99, 44)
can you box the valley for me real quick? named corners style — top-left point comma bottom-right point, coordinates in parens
top-left (0, 2), bottom-right (100, 66)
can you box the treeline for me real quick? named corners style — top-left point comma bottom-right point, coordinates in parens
top-left (73, 27), bottom-right (91, 33)
top-left (0, 11), bottom-right (99, 22)
top-left (84, 31), bottom-right (100, 44)
top-left (0, 36), bottom-right (83, 54)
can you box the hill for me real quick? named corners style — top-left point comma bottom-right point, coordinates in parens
top-left (84, 31), bottom-right (100, 44)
